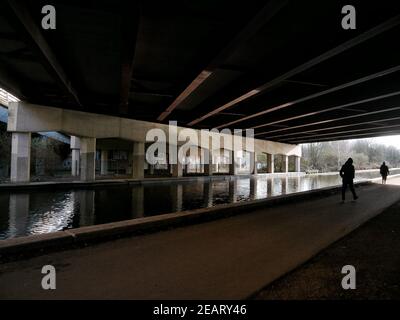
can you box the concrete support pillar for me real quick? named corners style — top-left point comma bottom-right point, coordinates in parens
top-left (203, 148), bottom-right (213, 176)
top-left (267, 153), bottom-right (274, 174)
top-left (100, 150), bottom-right (109, 175)
top-left (172, 162), bottom-right (183, 177)
top-left (283, 155), bottom-right (289, 173)
top-left (10, 132), bottom-right (31, 183)
top-left (127, 152), bottom-right (133, 175)
top-left (250, 152), bottom-right (257, 174)
top-left (71, 149), bottom-right (80, 177)
top-left (132, 142), bottom-right (145, 179)
top-left (80, 137), bottom-right (96, 182)
top-left (229, 150), bottom-right (237, 175)
top-left (71, 136), bottom-right (80, 177)
top-left (295, 156), bottom-right (301, 172)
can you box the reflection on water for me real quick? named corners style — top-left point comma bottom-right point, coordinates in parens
top-left (0, 169), bottom-right (399, 240)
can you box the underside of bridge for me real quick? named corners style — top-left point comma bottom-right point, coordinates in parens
top-left (1, 0), bottom-right (400, 145)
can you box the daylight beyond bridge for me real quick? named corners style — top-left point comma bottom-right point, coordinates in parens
top-left (1, 1), bottom-right (400, 143)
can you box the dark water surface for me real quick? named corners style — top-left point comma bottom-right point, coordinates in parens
top-left (1, 170), bottom-right (399, 240)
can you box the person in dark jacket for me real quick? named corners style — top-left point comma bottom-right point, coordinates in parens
top-left (339, 158), bottom-right (358, 203)
top-left (380, 161), bottom-right (390, 184)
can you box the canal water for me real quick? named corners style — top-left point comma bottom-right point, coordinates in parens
top-left (1, 169), bottom-right (399, 240)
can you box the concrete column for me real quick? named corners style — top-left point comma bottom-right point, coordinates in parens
top-left (172, 162), bottom-right (183, 177)
top-left (229, 150), bottom-right (237, 175)
top-left (185, 162), bottom-right (190, 175)
top-left (71, 136), bottom-right (80, 177)
top-left (71, 149), bottom-right (80, 177)
top-left (132, 142), bottom-right (145, 179)
top-left (167, 153), bottom-right (172, 175)
top-left (127, 152), bottom-right (133, 175)
top-left (295, 156), bottom-right (301, 172)
top-left (100, 150), bottom-right (108, 175)
top-left (203, 148), bottom-right (213, 176)
top-left (250, 152), bottom-right (257, 174)
top-left (267, 153), bottom-right (274, 174)
top-left (10, 132), bottom-right (31, 183)
top-left (283, 155), bottom-right (289, 173)
top-left (80, 137), bottom-right (96, 182)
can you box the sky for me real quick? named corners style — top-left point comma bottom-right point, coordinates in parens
top-left (371, 135), bottom-right (400, 149)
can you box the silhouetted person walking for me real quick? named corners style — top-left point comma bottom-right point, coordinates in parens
top-left (340, 158), bottom-right (358, 203)
top-left (380, 161), bottom-right (389, 184)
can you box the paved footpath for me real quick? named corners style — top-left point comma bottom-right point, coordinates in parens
top-left (1, 178), bottom-right (400, 299)
top-left (254, 193), bottom-right (400, 299)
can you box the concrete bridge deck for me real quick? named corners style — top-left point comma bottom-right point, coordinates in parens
top-left (1, 177), bottom-right (400, 299)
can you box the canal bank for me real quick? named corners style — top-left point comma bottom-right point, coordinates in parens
top-left (1, 177), bottom-right (400, 299)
